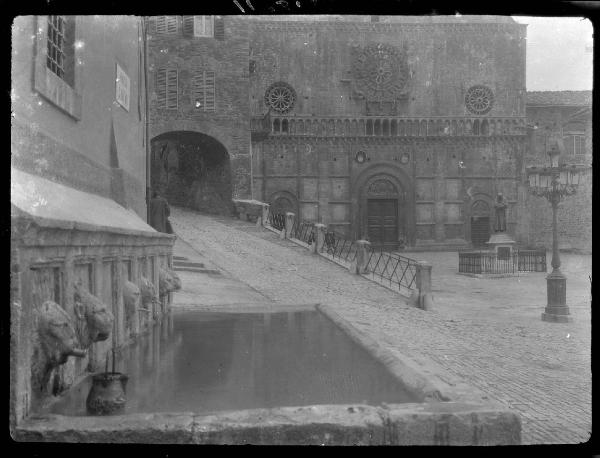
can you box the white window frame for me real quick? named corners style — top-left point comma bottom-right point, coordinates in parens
top-left (563, 131), bottom-right (586, 155)
top-left (193, 16), bottom-right (214, 37)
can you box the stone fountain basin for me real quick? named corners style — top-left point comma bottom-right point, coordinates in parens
top-left (13, 305), bottom-right (521, 445)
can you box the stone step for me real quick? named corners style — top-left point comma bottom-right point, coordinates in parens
top-left (173, 261), bottom-right (206, 269)
top-left (173, 256), bottom-right (188, 261)
top-left (173, 266), bottom-right (221, 275)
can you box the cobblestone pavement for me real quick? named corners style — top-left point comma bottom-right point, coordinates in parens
top-left (170, 207), bottom-right (591, 445)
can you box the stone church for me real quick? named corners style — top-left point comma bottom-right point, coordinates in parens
top-left (147, 15), bottom-right (529, 250)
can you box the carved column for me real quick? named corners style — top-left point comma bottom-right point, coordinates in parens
top-left (434, 150), bottom-right (446, 242)
top-left (130, 256), bottom-right (140, 337)
top-left (114, 256), bottom-right (125, 348)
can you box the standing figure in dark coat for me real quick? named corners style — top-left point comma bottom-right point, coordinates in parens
top-left (149, 191), bottom-right (170, 233)
top-left (494, 192), bottom-right (507, 232)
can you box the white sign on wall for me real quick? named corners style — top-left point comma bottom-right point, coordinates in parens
top-left (115, 63), bottom-right (130, 111)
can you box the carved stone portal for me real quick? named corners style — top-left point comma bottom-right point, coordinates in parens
top-left (367, 178), bottom-right (398, 197)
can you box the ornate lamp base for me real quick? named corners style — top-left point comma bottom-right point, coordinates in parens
top-left (542, 270), bottom-right (573, 323)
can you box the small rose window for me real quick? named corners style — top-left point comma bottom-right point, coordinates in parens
top-left (264, 82), bottom-right (297, 114)
top-left (465, 85), bottom-right (494, 115)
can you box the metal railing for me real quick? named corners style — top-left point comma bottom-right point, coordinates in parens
top-left (516, 250), bottom-right (547, 272)
top-left (458, 250), bottom-right (547, 274)
top-left (266, 208), bottom-right (285, 231)
top-left (291, 219), bottom-right (316, 245)
top-left (322, 229), bottom-right (357, 263)
top-left (365, 248), bottom-right (418, 296)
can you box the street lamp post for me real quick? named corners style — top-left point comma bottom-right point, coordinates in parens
top-left (526, 142), bottom-right (585, 323)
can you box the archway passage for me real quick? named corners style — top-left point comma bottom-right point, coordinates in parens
top-left (151, 131), bottom-right (233, 215)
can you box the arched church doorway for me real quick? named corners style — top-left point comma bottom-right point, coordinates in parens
top-left (470, 200), bottom-right (491, 247)
top-left (151, 131), bottom-right (233, 215)
top-left (364, 176), bottom-right (406, 251)
top-left (268, 191), bottom-right (298, 216)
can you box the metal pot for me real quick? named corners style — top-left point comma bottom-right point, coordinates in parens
top-left (86, 372), bottom-right (129, 415)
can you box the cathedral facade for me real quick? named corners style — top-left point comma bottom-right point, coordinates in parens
top-left (147, 16), bottom-right (529, 250)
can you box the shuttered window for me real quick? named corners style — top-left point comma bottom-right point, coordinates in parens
top-left (214, 16), bottom-right (225, 40)
top-left (155, 16), bottom-right (178, 35)
top-left (156, 68), bottom-right (178, 110)
top-left (182, 16), bottom-right (223, 38)
top-left (193, 71), bottom-right (215, 111)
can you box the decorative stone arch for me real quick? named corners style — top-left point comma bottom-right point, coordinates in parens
top-left (150, 120), bottom-right (234, 159)
top-left (351, 163), bottom-right (415, 246)
top-left (150, 129), bottom-right (234, 215)
top-left (268, 190), bottom-right (298, 216)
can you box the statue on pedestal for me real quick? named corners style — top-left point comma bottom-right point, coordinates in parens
top-left (494, 193), bottom-right (507, 232)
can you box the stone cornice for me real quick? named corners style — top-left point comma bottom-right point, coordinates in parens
top-left (250, 21), bottom-right (525, 35)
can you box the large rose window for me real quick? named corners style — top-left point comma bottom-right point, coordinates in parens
top-left (465, 85), bottom-right (495, 115)
top-left (352, 43), bottom-right (409, 102)
top-left (264, 82), bottom-right (297, 114)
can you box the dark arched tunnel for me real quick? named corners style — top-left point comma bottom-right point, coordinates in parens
top-left (151, 131), bottom-right (234, 215)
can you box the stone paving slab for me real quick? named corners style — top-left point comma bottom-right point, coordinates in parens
top-left (169, 207), bottom-right (592, 445)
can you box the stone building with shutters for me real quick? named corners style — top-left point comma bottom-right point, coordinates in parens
top-left (522, 91), bottom-right (592, 253)
top-left (146, 15), bottom-right (252, 215)
top-left (11, 16), bottom-right (175, 429)
top-left (146, 15), bottom-right (529, 250)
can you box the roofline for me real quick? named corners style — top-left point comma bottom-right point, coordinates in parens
top-left (526, 103), bottom-right (591, 108)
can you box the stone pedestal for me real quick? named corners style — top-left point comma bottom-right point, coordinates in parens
top-left (349, 240), bottom-right (370, 274)
top-left (542, 270), bottom-right (572, 323)
top-left (313, 223), bottom-right (326, 254)
top-left (486, 232), bottom-right (516, 259)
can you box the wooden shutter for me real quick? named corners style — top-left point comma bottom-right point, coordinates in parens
top-left (204, 71), bottom-right (215, 111)
top-left (214, 16), bottom-right (225, 40)
top-left (156, 68), bottom-right (167, 108)
top-left (182, 16), bottom-right (194, 36)
top-left (156, 68), bottom-right (177, 109)
top-left (194, 71), bottom-right (215, 112)
top-left (166, 69), bottom-right (178, 109)
top-left (155, 16), bottom-right (177, 34)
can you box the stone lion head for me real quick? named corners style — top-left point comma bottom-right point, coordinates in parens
top-left (139, 276), bottom-right (158, 310)
top-left (123, 280), bottom-right (141, 319)
top-left (73, 283), bottom-right (114, 348)
top-left (159, 267), bottom-right (182, 298)
top-left (35, 300), bottom-right (87, 367)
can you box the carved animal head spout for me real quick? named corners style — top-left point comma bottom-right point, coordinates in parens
top-left (159, 268), bottom-right (182, 298)
top-left (139, 276), bottom-right (159, 310)
top-left (32, 301), bottom-right (86, 394)
top-left (73, 283), bottom-right (114, 348)
top-left (35, 301), bottom-right (87, 367)
top-left (123, 281), bottom-right (141, 319)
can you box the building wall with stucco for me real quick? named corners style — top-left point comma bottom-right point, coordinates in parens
top-left (11, 15), bottom-right (148, 219)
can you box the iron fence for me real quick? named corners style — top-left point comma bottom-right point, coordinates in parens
top-left (365, 248), bottom-right (418, 295)
top-left (458, 250), bottom-right (547, 274)
top-left (322, 229), bottom-right (357, 263)
top-left (267, 209), bottom-right (285, 231)
top-left (292, 219), bottom-right (316, 245)
top-left (517, 250), bottom-right (547, 272)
